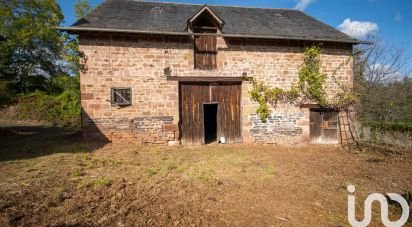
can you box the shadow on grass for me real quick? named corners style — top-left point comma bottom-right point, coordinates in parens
top-left (0, 125), bottom-right (107, 162)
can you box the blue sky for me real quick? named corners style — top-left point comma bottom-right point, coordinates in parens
top-left (58, 0), bottom-right (411, 68)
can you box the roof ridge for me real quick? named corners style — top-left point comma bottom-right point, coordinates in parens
top-left (134, 0), bottom-right (298, 11)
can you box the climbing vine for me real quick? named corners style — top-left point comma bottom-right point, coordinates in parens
top-left (298, 46), bottom-right (328, 106)
top-left (243, 45), bottom-right (356, 122)
top-left (245, 77), bottom-right (299, 121)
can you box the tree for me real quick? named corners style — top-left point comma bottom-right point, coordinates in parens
top-left (354, 36), bottom-right (411, 123)
top-left (0, 0), bottom-right (88, 126)
top-left (74, 0), bottom-right (91, 20)
top-left (0, 0), bottom-right (66, 93)
top-left (63, 0), bottom-right (91, 76)
top-left (355, 36), bottom-right (408, 85)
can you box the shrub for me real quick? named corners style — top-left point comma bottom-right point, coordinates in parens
top-left (362, 121), bottom-right (412, 134)
top-left (16, 90), bottom-right (80, 127)
top-left (0, 80), bottom-right (15, 107)
top-left (55, 89), bottom-right (81, 126)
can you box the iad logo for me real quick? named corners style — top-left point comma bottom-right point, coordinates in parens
top-left (347, 185), bottom-right (410, 227)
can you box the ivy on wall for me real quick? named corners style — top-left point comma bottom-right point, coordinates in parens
top-left (243, 45), bottom-right (356, 122)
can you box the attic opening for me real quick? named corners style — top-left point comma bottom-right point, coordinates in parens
top-left (187, 5), bottom-right (225, 31)
top-left (192, 12), bottom-right (220, 30)
top-left (189, 6), bottom-right (223, 70)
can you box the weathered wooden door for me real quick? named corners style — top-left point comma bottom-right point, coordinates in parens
top-left (309, 109), bottom-right (339, 144)
top-left (179, 82), bottom-right (241, 145)
top-left (216, 83), bottom-right (241, 143)
top-left (180, 82), bottom-right (209, 145)
top-left (310, 110), bottom-right (322, 143)
top-left (194, 28), bottom-right (217, 70)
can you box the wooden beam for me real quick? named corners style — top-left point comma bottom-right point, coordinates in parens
top-left (300, 104), bottom-right (321, 109)
top-left (166, 76), bottom-right (245, 82)
top-left (192, 26), bottom-right (218, 31)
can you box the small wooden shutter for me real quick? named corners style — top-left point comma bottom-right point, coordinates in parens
top-left (111, 88), bottom-right (132, 106)
top-left (194, 29), bottom-right (217, 70)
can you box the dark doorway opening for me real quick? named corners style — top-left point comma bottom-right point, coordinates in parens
top-left (203, 103), bottom-right (218, 144)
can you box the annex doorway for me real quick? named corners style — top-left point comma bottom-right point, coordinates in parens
top-left (309, 109), bottom-right (339, 144)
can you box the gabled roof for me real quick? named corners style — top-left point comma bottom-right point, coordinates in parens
top-left (62, 0), bottom-right (362, 44)
top-left (187, 5), bottom-right (225, 30)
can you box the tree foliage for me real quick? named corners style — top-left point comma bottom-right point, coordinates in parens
top-left (354, 36), bottom-right (411, 132)
top-left (10, 74), bottom-right (80, 127)
top-left (0, 0), bottom-right (67, 93)
top-left (0, 0), bottom-right (91, 126)
top-left (358, 78), bottom-right (412, 123)
top-left (74, 0), bottom-right (91, 20)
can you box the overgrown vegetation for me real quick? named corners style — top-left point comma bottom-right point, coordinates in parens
top-left (244, 45), bottom-right (355, 122)
top-left (0, 0), bottom-right (91, 127)
top-left (353, 37), bottom-right (412, 149)
top-left (244, 77), bottom-right (299, 121)
top-left (356, 78), bottom-right (412, 130)
top-left (15, 75), bottom-right (80, 126)
top-left (364, 121), bottom-right (412, 133)
top-left (244, 40), bottom-right (411, 151)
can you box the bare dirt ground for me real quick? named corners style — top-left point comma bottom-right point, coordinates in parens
top-left (0, 125), bottom-right (411, 226)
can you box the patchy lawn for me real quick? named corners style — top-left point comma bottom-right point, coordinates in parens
top-left (0, 126), bottom-right (411, 226)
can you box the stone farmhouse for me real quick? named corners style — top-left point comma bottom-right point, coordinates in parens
top-left (60, 0), bottom-right (362, 145)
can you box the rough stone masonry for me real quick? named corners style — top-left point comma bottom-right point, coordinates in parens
top-left (79, 33), bottom-right (353, 145)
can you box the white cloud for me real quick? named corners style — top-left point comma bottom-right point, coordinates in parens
top-left (337, 18), bottom-right (379, 39)
top-left (294, 0), bottom-right (316, 11)
top-left (394, 12), bottom-right (402, 22)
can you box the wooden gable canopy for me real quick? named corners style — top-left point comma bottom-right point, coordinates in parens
top-left (187, 5), bottom-right (225, 31)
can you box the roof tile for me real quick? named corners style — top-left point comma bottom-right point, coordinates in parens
top-left (72, 0), bottom-right (358, 43)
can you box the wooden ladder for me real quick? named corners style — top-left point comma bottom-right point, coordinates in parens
top-left (338, 108), bottom-right (361, 152)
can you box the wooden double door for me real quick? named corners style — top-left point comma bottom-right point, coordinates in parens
top-left (179, 82), bottom-right (242, 145)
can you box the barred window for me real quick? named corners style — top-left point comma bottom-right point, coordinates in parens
top-left (111, 88), bottom-right (132, 106)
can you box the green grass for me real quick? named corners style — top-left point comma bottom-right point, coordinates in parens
top-left (72, 169), bottom-right (83, 177)
top-left (146, 168), bottom-right (158, 177)
top-left (265, 165), bottom-right (276, 175)
top-left (93, 177), bottom-right (112, 187)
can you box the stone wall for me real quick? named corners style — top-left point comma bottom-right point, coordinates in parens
top-left (83, 116), bottom-right (176, 144)
top-left (79, 33), bottom-right (353, 144)
top-left (250, 112), bottom-right (304, 144)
